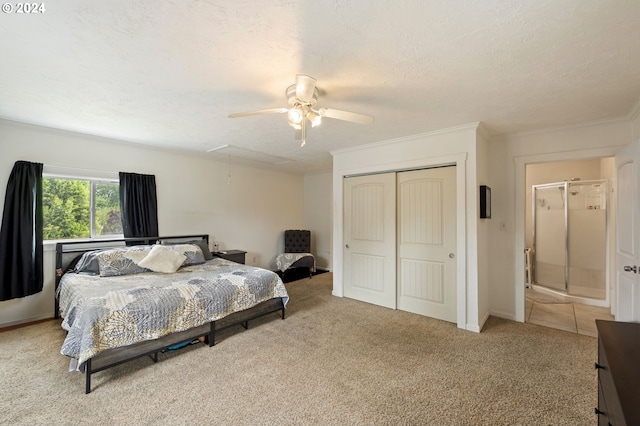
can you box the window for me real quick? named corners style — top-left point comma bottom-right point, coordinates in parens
top-left (42, 176), bottom-right (123, 240)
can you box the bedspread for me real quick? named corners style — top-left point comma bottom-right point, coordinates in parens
top-left (58, 258), bottom-right (288, 370)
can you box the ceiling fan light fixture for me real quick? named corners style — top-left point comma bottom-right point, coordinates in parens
top-left (306, 110), bottom-right (322, 127)
top-left (288, 107), bottom-right (303, 125)
top-left (229, 74), bottom-right (374, 148)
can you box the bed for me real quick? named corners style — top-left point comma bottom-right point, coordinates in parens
top-left (55, 235), bottom-right (289, 393)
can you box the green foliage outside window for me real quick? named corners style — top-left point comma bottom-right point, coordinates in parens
top-left (94, 182), bottom-right (122, 236)
top-left (42, 178), bottom-right (122, 240)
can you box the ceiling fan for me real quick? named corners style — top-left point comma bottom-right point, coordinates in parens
top-left (228, 74), bottom-right (375, 147)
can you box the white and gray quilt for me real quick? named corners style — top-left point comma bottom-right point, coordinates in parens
top-left (58, 258), bottom-right (289, 370)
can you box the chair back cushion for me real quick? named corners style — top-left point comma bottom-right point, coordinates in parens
top-left (284, 230), bottom-right (311, 253)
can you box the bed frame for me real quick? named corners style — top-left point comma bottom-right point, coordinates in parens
top-left (54, 235), bottom-right (286, 393)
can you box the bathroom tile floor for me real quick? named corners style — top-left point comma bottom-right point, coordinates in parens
top-left (525, 288), bottom-right (613, 337)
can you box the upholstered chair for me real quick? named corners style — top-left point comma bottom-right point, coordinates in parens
top-left (275, 230), bottom-right (315, 280)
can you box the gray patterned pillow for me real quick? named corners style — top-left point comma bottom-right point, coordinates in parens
top-left (96, 246), bottom-right (153, 277)
top-left (187, 239), bottom-right (213, 260)
top-left (165, 244), bottom-right (206, 266)
top-left (74, 250), bottom-right (100, 275)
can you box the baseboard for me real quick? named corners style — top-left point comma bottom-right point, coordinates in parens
top-left (488, 310), bottom-right (517, 322)
top-left (466, 324), bottom-right (481, 333)
top-left (478, 311), bottom-right (491, 331)
top-left (0, 315), bottom-right (54, 331)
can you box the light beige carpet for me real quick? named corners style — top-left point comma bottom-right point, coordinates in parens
top-left (0, 272), bottom-right (597, 425)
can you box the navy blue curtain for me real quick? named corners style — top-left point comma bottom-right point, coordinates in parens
top-left (0, 161), bottom-right (44, 301)
top-left (119, 172), bottom-right (159, 238)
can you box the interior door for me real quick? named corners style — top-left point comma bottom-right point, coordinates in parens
top-left (397, 167), bottom-right (457, 322)
top-left (615, 141), bottom-right (640, 321)
top-left (343, 173), bottom-right (396, 309)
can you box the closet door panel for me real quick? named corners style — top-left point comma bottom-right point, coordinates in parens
top-left (397, 167), bottom-right (457, 322)
top-left (343, 173), bottom-right (396, 308)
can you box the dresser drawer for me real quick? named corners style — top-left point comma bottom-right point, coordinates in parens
top-left (598, 339), bottom-right (623, 425)
top-left (597, 384), bottom-right (611, 426)
top-left (596, 320), bottom-right (640, 426)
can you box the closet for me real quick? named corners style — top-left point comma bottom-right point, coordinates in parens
top-left (343, 166), bottom-right (457, 322)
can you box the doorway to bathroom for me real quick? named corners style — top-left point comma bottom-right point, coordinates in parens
top-left (524, 158), bottom-right (615, 335)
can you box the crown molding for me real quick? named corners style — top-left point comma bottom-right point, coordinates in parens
top-left (496, 116), bottom-right (629, 139)
top-left (330, 122), bottom-right (481, 156)
top-left (628, 96), bottom-right (640, 121)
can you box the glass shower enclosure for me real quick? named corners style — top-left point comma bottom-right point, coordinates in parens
top-left (532, 180), bottom-right (607, 299)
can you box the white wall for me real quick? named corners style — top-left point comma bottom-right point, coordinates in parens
top-left (304, 171), bottom-right (332, 270)
top-left (0, 119), bottom-right (304, 327)
top-left (488, 118), bottom-right (632, 322)
top-left (331, 123), bottom-right (486, 332)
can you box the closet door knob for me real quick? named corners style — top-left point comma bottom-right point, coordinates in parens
top-left (624, 265), bottom-right (637, 273)
top-left (345, 244), bottom-right (349, 249)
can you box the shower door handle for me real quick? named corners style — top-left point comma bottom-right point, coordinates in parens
top-left (623, 265), bottom-right (637, 273)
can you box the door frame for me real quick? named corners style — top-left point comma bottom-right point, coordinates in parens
top-left (333, 153), bottom-right (468, 330)
top-left (514, 147), bottom-right (621, 322)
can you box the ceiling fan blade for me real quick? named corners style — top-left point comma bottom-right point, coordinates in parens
top-left (228, 108), bottom-right (288, 118)
top-left (295, 74), bottom-right (317, 103)
top-left (318, 108), bottom-right (375, 125)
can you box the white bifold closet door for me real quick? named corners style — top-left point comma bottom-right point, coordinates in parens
top-left (343, 166), bottom-right (457, 322)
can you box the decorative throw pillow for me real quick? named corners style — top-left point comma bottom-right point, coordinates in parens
top-left (138, 245), bottom-right (187, 273)
top-left (97, 246), bottom-right (153, 277)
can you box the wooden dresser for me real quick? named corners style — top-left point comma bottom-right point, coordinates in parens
top-left (595, 320), bottom-right (640, 425)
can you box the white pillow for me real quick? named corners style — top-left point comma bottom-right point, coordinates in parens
top-left (138, 245), bottom-right (186, 274)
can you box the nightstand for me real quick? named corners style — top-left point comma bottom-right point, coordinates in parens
top-left (213, 250), bottom-right (246, 264)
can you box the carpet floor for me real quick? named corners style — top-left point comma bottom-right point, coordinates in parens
top-left (0, 272), bottom-right (597, 425)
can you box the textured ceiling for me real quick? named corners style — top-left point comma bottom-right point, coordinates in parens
top-left (1, 1), bottom-right (640, 173)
